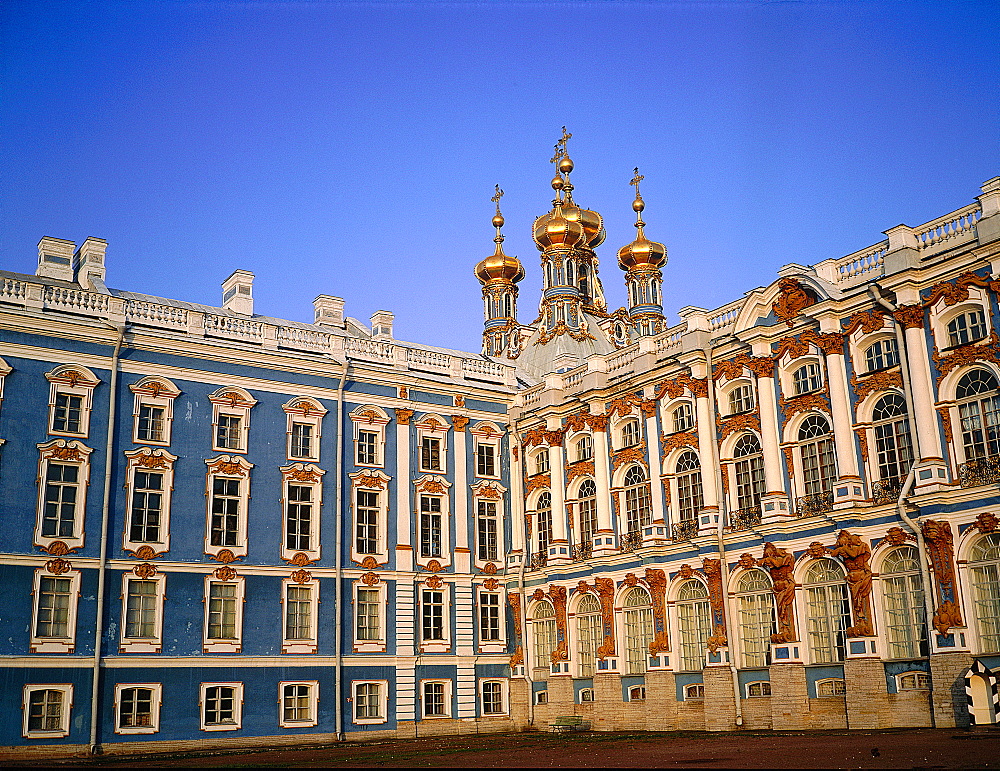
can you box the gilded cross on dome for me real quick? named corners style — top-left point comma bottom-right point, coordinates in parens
top-left (631, 167), bottom-right (644, 193)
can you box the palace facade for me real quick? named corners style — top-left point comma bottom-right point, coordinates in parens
top-left (4, 137), bottom-right (1000, 753)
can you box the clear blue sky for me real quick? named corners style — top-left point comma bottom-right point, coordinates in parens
top-left (2, 0), bottom-right (998, 353)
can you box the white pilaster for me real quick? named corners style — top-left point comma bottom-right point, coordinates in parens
top-left (548, 442), bottom-right (570, 563)
top-left (396, 419), bottom-right (413, 571)
top-left (453, 425), bottom-right (470, 573)
top-left (593, 427), bottom-right (616, 553)
top-left (756, 374), bottom-right (791, 521)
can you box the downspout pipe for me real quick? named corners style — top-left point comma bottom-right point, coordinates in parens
top-left (511, 424), bottom-right (533, 727)
top-left (90, 323), bottom-right (125, 754)
top-left (703, 343), bottom-right (744, 727)
top-left (335, 358), bottom-right (349, 741)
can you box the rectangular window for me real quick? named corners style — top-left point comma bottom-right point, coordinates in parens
top-left (284, 585), bottom-right (313, 641)
top-left (477, 500), bottom-right (498, 562)
top-left (202, 683), bottom-right (242, 730)
top-left (42, 463), bottom-right (79, 538)
top-left (52, 393), bottom-right (83, 434)
top-left (210, 477), bottom-right (241, 547)
top-left (420, 496), bottom-right (442, 558)
top-left (476, 443), bottom-right (497, 477)
top-left (207, 583), bottom-right (238, 640)
top-left (137, 405), bottom-right (166, 443)
top-left (421, 436), bottom-right (442, 471)
top-left (356, 587), bottom-right (382, 642)
top-left (280, 681), bottom-right (318, 727)
top-left (35, 576), bottom-right (72, 639)
top-left (356, 489), bottom-right (379, 554)
top-left (216, 414), bottom-right (242, 450)
top-left (290, 422), bottom-right (313, 459)
top-left (479, 592), bottom-right (501, 642)
top-left (422, 681), bottom-right (448, 717)
top-left (481, 681), bottom-right (505, 715)
top-left (129, 470), bottom-right (164, 543)
top-left (125, 579), bottom-right (158, 639)
top-left (357, 430), bottom-right (378, 465)
top-left (286, 484), bottom-right (313, 552)
top-left (23, 686), bottom-right (72, 737)
top-left (353, 681), bottom-right (385, 723)
top-left (115, 685), bottom-right (160, 733)
top-left (422, 590), bottom-right (445, 641)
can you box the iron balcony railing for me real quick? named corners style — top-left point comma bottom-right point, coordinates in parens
top-left (959, 456), bottom-right (1000, 488)
top-left (672, 519), bottom-right (699, 542)
top-left (729, 506), bottom-right (762, 531)
top-left (796, 492), bottom-right (834, 517)
top-left (620, 530), bottom-right (643, 553)
top-left (871, 476), bottom-right (904, 505)
top-left (571, 541), bottom-right (593, 562)
top-left (528, 552), bottom-right (548, 570)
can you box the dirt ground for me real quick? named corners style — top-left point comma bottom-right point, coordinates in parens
top-left (7, 728), bottom-right (1000, 769)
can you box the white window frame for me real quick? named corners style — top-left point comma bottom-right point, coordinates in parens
top-left (349, 470), bottom-right (391, 564)
top-left (937, 302), bottom-right (991, 349)
top-left (532, 448), bottom-right (550, 476)
top-left (414, 476), bottom-right (452, 569)
top-left (353, 581), bottom-right (386, 653)
top-left (472, 482), bottom-right (506, 570)
top-left (618, 417), bottom-right (641, 449)
top-left (283, 397), bottom-right (327, 463)
top-left (627, 685), bottom-right (646, 701)
top-left (282, 577), bottom-right (319, 654)
top-left (280, 463), bottom-right (325, 563)
top-left (726, 381), bottom-right (756, 416)
top-left (35, 439), bottom-right (93, 551)
top-left (204, 455), bottom-right (254, 559)
top-left (896, 671), bottom-right (931, 691)
top-left (579, 688), bottom-right (595, 703)
top-left (417, 415), bottom-right (449, 473)
top-left (203, 574), bottom-right (245, 654)
top-left (22, 684), bottom-right (73, 739)
top-left (352, 680), bottom-right (388, 724)
top-left (815, 678), bottom-right (847, 697)
top-left (419, 581), bottom-right (452, 653)
top-left (420, 679), bottom-right (453, 718)
top-left (209, 387), bottom-right (257, 454)
top-left (479, 678), bottom-right (509, 716)
top-left (477, 587), bottom-right (506, 653)
top-left (472, 422), bottom-right (502, 479)
top-left (123, 447), bottom-right (177, 554)
top-left (30, 565), bottom-right (81, 654)
top-left (120, 571), bottom-right (165, 653)
top-left (683, 683), bottom-right (705, 700)
top-left (278, 680), bottom-right (319, 728)
top-left (790, 360), bottom-right (823, 395)
top-left (129, 376), bottom-right (180, 446)
top-left (745, 681), bottom-right (772, 697)
top-left (0, 356), bottom-right (11, 410)
top-left (200, 682), bottom-right (244, 731)
top-left (113, 682), bottom-right (162, 735)
top-left (45, 365), bottom-right (100, 438)
top-left (350, 405), bottom-right (389, 468)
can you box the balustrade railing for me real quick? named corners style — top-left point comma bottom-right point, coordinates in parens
top-left (44, 286), bottom-right (109, 314)
top-left (796, 492), bottom-right (834, 517)
top-left (0, 277), bottom-right (27, 301)
top-left (729, 506), bottom-right (762, 531)
top-left (916, 204), bottom-right (981, 251)
top-left (528, 552), bottom-right (548, 570)
top-left (204, 313), bottom-right (263, 342)
top-left (407, 348), bottom-right (451, 371)
top-left (462, 357), bottom-right (507, 381)
top-left (126, 300), bottom-right (188, 329)
top-left (708, 302), bottom-right (742, 332)
top-left (276, 325), bottom-right (332, 351)
top-left (959, 456), bottom-right (1000, 488)
top-left (671, 519), bottom-right (699, 542)
top-left (871, 476), bottom-right (904, 505)
top-left (619, 530), bottom-right (642, 553)
top-left (836, 242), bottom-right (887, 283)
top-left (343, 336), bottom-right (395, 363)
top-left (571, 541), bottom-right (593, 562)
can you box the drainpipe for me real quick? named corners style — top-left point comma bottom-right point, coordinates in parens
top-left (335, 358), bottom-right (349, 741)
top-left (90, 323), bottom-right (125, 754)
top-left (703, 343), bottom-right (744, 727)
top-left (870, 287), bottom-right (938, 726)
top-left (511, 424), bottom-right (533, 727)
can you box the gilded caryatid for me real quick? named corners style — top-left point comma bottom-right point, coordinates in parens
top-left (618, 168), bottom-right (667, 337)
top-left (476, 185), bottom-right (524, 359)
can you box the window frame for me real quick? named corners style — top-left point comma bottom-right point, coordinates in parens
top-left (352, 680), bottom-right (388, 724)
top-left (414, 476), bottom-right (452, 569)
top-left (790, 361), bottom-right (823, 396)
top-left (683, 683), bottom-right (705, 700)
top-left (864, 337), bottom-right (899, 373)
top-left (480, 678), bottom-right (508, 716)
top-left (417, 415), bottom-right (449, 473)
top-left (350, 405), bottom-right (389, 468)
top-left (727, 381), bottom-right (756, 416)
top-left (478, 587), bottom-right (506, 653)
top-left (815, 678), bottom-right (847, 697)
top-left (113, 683), bottom-right (162, 735)
top-left (209, 387), bottom-right (257, 454)
top-left (280, 463), bottom-right (325, 563)
top-left (45, 365), bottom-right (100, 438)
top-left (472, 423), bottom-right (502, 479)
top-left (353, 581), bottom-right (385, 653)
top-left (203, 574), bottom-right (245, 654)
top-left (204, 455), bottom-right (254, 560)
top-left (122, 447), bottom-right (177, 554)
top-left (896, 671), bottom-right (931, 691)
top-left (35, 439), bottom-right (94, 551)
top-left (472, 484), bottom-right (505, 568)
top-left (129, 377), bottom-right (180, 446)
top-left (284, 397), bottom-right (327, 463)
top-left (30, 566), bottom-right (81, 654)
top-left (745, 681), bottom-right (772, 697)
top-left (419, 582), bottom-right (452, 652)
top-left (278, 680), bottom-right (319, 728)
top-left (200, 682), bottom-right (244, 732)
top-left (119, 571), bottom-right (165, 653)
top-left (420, 679), bottom-right (452, 719)
top-left (282, 577), bottom-right (319, 654)
top-left (22, 684), bottom-right (73, 739)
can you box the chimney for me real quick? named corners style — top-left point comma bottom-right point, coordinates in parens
top-left (36, 237), bottom-right (76, 282)
top-left (370, 310), bottom-right (394, 340)
top-left (222, 270), bottom-right (254, 316)
top-left (313, 295), bottom-right (345, 327)
top-left (74, 237), bottom-right (108, 290)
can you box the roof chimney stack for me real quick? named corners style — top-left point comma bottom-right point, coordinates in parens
top-left (36, 237), bottom-right (76, 282)
top-left (222, 270), bottom-right (254, 316)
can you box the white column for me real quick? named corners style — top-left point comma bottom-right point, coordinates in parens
top-left (825, 352), bottom-right (860, 478)
top-left (548, 442), bottom-right (569, 562)
top-left (396, 418), bottom-right (413, 571)
top-left (453, 423), bottom-right (470, 573)
top-left (509, 440), bottom-right (526, 563)
top-left (903, 325), bottom-right (945, 462)
top-left (593, 426), bottom-right (615, 553)
top-left (644, 412), bottom-right (666, 524)
top-left (756, 373), bottom-right (792, 521)
top-left (694, 394), bottom-right (720, 512)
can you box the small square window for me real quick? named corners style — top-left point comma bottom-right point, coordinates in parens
top-left (481, 680), bottom-right (507, 715)
top-left (201, 682), bottom-right (243, 731)
top-left (897, 672), bottom-right (931, 691)
top-left (816, 678), bottom-right (846, 697)
top-left (291, 423), bottom-right (315, 459)
top-left (422, 680), bottom-right (450, 717)
top-left (476, 443), bottom-right (497, 478)
top-left (115, 683), bottom-right (161, 734)
top-left (23, 685), bottom-right (73, 738)
top-left (421, 436), bottom-right (443, 472)
top-left (535, 690), bottom-right (549, 705)
top-left (628, 685), bottom-right (646, 701)
top-left (579, 688), bottom-right (595, 703)
top-left (357, 430), bottom-right (379, 465)
top-left (746, 681), bottom-right (771, 697)
top-left (353, 680), bottom-right (387, 724)
top-left (684, 683), bottom-right (705, 700)
top-left (279, 681), bottom-right (318, 728)
top-left (216, 414), bottom-right (242, 450)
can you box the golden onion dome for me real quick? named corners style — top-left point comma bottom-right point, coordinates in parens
top-left (475, 239), bottom-right (525, 284)
top-left (532, 203), bottom-right (586, 251)
top-left (562, 201), bottom-right (606, 248)
top-left (617, 191), bottom-right (666, 270)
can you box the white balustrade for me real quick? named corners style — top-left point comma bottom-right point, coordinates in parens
top-left (44, 286), bottom-right (110, 314)
top-left (407, 348), bottom-right (452, 371)
top-left (276, 325), bottom-right (332, 352)
top-left (343, 336), bottom-right (396, 363)
top-left (607, 348), bottom-right (634, 373)
top-left (915, 204), bottom-right (981, 251)
top-left (462, 357), bottom-right (507, 380)
top-left (126, 300), bottom-right (188, 329)
top-left (836, 241), bottom-right (887, 283)
top-left (0, 278), bottom-right (26, 302)
top-left (708, 301), bottom-right (742, 332)
top-left (204, 313), bottom-right (263, 342)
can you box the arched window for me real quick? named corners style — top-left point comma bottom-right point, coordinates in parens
top-left (956, 369), bottom-right (1000, 465)
top-left (579, 264), bottom-right (590, 299)
top-left (576, 593), bottom-right (602, 677)
top-left (728, 384), bottom-right (755, 415)
top-left (736, 569), bottom-right (775, 668)
top-left (871, 394), bottom-right (913, 499)
top-left (947, 309), bottom-right (987, 347)
top-left (798, 415), bottom-right (837, 510)
top-left (865, 338), bottom-right (899, 372)
top-left (733, 434), bottom-right (765, 515)
top-left (793, 363), bottom-right (822, 395)
top-left (532, 600), bottom-right (557, 669)
top-left (970, 533), bottom-right (1000, 652)
top-left (805, 559), bottom-right (851, 663)
top-left (882, 546), bottom-right (927, 658)
top-left (677, 579), bottom-right (711, 671)
top-left (534, 449), bottom-right (550, 476)
top-left (575, 435), bottom-right (593, 462)
top-left (577, 479), bottom-right (598, 546)
top-left (535, 492), bottom-right (552, 557)
top-left (676, 451), bottom-right (704, 522)
top-left (623, 466), bottom-right (651, 535)
top-left (623, 587), bottom-right (654, 675)
top-left (672, 403), bottom-right (694, 433)
top-left (620, 419), bottom-right (641, 449)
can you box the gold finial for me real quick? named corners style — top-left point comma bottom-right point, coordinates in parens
top-left (491, 185), bottom-right (505, 234)
top-left (630, 167), bottom-right (646, 224)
